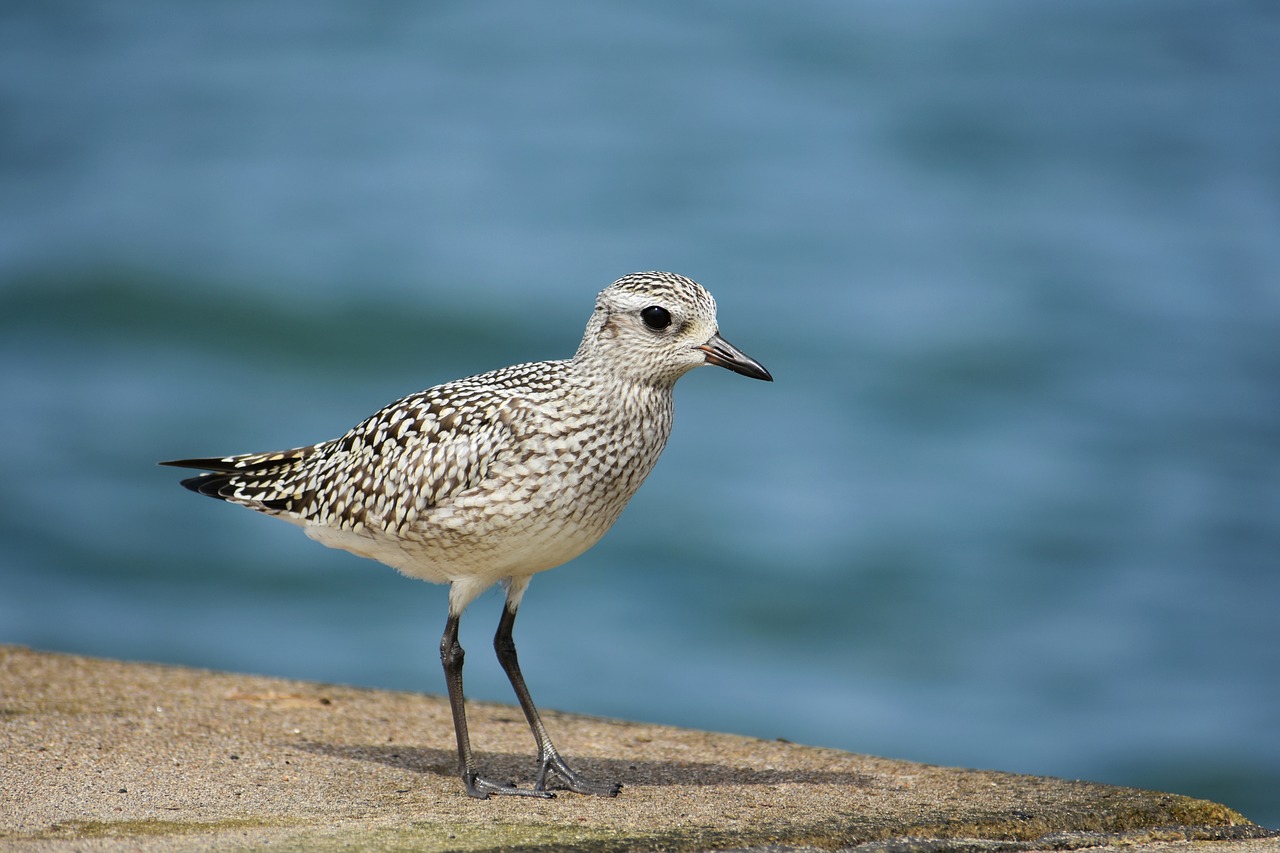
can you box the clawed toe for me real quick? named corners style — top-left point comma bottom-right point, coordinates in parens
top-left (537, 754), bottom-right (621, 797)
top-left (461, 763), bottom-right (618, 799)
top-left (464, 773), bottom-right (555, 800)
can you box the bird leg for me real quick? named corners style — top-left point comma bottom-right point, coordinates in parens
top-left (439, 613), bottom-right (551, 799)
top-left (493, 602), bottom-right (621, 797)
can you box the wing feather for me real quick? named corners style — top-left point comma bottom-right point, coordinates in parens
top-left (161, 387), bottom-right (521, 534)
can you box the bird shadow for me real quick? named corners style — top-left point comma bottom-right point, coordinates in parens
top-left (296, 740), bottom-right (874, 789)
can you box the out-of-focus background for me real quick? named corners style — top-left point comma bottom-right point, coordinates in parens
top-left (2, 1), bottom-right (1277, 826)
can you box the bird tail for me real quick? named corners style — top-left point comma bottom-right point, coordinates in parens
top-left (160, 446), bottom-right (321, 514)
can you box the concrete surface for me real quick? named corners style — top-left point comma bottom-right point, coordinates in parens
top-left (1, 645), bottom-right (1275, 852)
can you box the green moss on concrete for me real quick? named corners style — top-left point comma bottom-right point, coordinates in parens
top-left (196, 800), bottom-right (1272, 853)
top-left (20, 817), bottom-right (290, 842)
top-left (253, 822), bottom-right (764, 853)
top-left (792, 791), bottom-right (1256, 850)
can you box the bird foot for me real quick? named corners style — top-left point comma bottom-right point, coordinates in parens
top-left (462, 772), bottom-right (554, 800)
top-left (536, 753), bottom-right (621, 797)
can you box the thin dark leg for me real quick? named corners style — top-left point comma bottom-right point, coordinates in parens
top-left (494, 602), bottom-right (621, 796)
top-left (440, 612), bottom-right (551, 799)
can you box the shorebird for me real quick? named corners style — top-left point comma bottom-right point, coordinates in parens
top-left (162, 271), bottom-right (772, 798)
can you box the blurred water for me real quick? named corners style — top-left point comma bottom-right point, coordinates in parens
top-left (2, 0), bottom-right (1278, 827)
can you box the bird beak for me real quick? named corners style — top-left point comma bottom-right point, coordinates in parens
top-left (697, 332), bottom-right (773, 381)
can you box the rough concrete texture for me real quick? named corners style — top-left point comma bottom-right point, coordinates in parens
top-left (1, 645), bottom-right (1274, 852)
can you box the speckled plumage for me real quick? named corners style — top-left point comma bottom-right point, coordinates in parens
top-left (163, 271), bottom-right (771, 799)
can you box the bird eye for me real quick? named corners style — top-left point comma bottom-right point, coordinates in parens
top-left (640, 306), bottom-right (672, 330)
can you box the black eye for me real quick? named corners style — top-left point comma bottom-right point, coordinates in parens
top-left (640, 305), bottom-right (672, 330)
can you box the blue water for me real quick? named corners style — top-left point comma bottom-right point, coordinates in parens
top-left (2, 0), bottom-right (1278, 827)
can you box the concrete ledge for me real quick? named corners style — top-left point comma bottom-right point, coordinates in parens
top-left (1, 645), bottom-right (1274, 852)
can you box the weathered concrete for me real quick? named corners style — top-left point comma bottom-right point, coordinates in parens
top-left (0, 645), bottom-right (1273, 852)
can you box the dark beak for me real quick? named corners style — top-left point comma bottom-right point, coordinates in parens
top-left (697, 332), bottom-right (773, 381)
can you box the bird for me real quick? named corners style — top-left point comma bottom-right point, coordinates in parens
top-left (161, 271), bottom-right (772, 799)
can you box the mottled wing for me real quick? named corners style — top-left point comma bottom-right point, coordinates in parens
top-left (162, 385), bottom-right (522, 536)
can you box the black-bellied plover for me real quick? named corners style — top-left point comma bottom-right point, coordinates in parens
top-left (162, 271), bottom-right (772, 799)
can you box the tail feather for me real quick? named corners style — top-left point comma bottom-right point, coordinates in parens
top-left (159, 456), bottom-right (242, 473)
top-left (159, 446), bottom-right (322, 512)
top-left (160, 456), bottom-right (243, 497)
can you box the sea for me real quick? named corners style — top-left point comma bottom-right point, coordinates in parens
top-left (1, 0), bottom-right (1277, 828)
